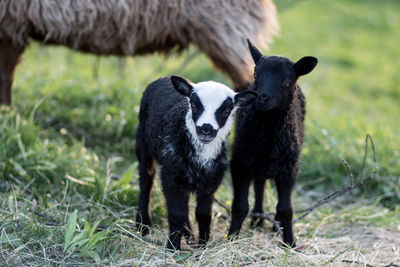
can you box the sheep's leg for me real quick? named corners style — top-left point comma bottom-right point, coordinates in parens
top-left (0, 41), bottom-right (24, 105)
top-left (250, 178), bottom-right (267, 228)
top-left (195, 192), bottom-right (214, 245)
top-left (135, 157), bottom-right (156, 235)
top-left (274, 176), bottom-right (295, 247)
top-left (228, 172), bottom-right (252, 236)
top-left (164, 187), bottom-right (190, 250)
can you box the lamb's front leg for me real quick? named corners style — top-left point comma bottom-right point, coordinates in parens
top-left (228, 169), bottom-right (252, 236)
top-left (274, 174), bottom-right (296, 247)
top-left (163, 186), bottom-right (190, 250)
top-left (195, 193), bottom-right (214, 245)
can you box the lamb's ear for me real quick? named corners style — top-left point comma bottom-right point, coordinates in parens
top-left (234, 90), bottom-right (259, 107)
top-left (294, 56), bottom-right (318, 77)
top-left (170, 75), bottom-right (193, 97)
top-left (247, 39), bottom-right (262, 64)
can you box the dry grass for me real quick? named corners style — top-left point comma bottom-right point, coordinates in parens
top-left (99, 200), bottom-right (400, 266)
top-left (107, 205), bottom-right (400, 266)
top-left (2, 183), bottom-right (399, 267)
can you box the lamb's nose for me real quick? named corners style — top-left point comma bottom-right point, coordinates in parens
top-left (201, 128), bottom-right (211, 135)
top-left (201, 124), bottom-right (213, 135)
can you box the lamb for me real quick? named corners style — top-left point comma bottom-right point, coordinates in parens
top-left (228, 40), bottom-right (318, 247)
top-left (135, 75), bottom-right (258, 250)
top-left (0, 0), bottom-right (278, 105)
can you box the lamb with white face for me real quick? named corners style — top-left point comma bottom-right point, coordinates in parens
top-left (135, 75), bottom-right (259, 251)
top-left (170, 76), bottom-right (258, 164)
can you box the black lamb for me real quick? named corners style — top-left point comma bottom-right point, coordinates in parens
top-left (135, 75), bottom-right (258, 250)
top-left (228, 40), bottom-right (318, 247)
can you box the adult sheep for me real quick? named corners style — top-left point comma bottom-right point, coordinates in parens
top-left (0, 0), bottom-right (278, 105)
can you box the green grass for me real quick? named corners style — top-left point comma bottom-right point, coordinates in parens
top-left (1, 0), bottom-right (400, 265)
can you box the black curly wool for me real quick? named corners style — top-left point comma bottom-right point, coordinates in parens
top-left (228, 40), bottom-right (318, 247)
top-left (135, 75), bottom-right (258, 250)
top-left (136, 77), bottom-right (228, 192)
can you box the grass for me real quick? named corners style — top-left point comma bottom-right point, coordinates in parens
top-left (1, 0), bottom-right (400, 265)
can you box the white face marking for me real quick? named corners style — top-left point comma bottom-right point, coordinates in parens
top-left (184, 81), bottom-right (238, 166)
top-left (193, 81), bottom-right (236, 129)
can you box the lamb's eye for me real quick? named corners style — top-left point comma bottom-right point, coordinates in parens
top-left (254, 72), bottom-right (257, 79)
top-left (223, 108), bottom-right (231, 118)
top-left (282, 81), bottom-right (290, 87)
top-left (191, 104), bottom-right (197, 113)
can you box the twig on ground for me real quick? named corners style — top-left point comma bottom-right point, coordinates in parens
top-left (213, 197), bottom-right (231, 216)
top-left (343, 159), bottom-right (354, 187)
top-left (249, 212), bottom-right (282, 235)
top-left (218, 134), bottom-right (378, 226)
top-left (293, 134), bottom-right (377, 222)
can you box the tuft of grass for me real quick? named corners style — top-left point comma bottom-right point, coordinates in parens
top-left (0, 106), bottom-right (99, 197)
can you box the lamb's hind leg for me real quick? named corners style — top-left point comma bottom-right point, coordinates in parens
top-left (0, 41), bottom-right (24, 105)
top-left (135, 153), bottom-right (156, 235)
top-left (250, 178), bottom-right (267, 228)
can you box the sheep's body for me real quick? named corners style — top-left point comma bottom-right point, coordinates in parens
top-left (232, 84), bottom-right (305, 181)
top-left (0, 0), bottom-right (278, 105)
top-left (228, 40), bottom-right (317, 247)
top-left (136, 77), bottom-right (227, 193)
top-left (136, 75), bottom-right (257, 250)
